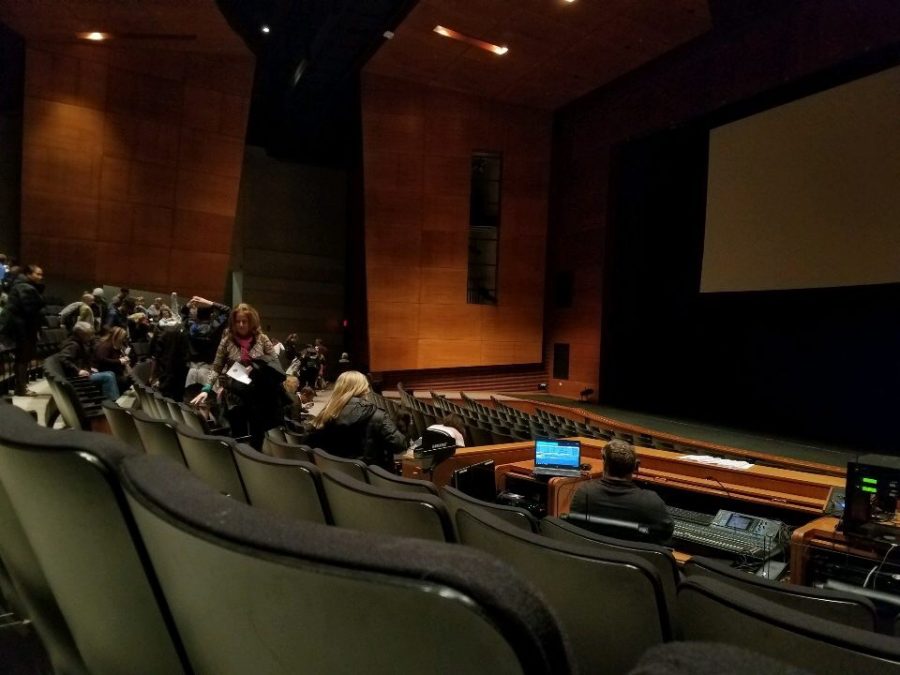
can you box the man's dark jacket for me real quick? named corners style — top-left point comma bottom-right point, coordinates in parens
top-left (570, 475), bottom-right (675, 544)
top-left (0, 274), bottom-right (45, 341)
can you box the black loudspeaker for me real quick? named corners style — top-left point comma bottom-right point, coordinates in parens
top-left (553, 343), bottom-right (570, 380)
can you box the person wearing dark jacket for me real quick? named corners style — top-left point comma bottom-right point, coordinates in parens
top-left (569, 439), bottom-right (674, 545)
top-left (305, 370), bottom-right (406, 471)
top-left (57, 321), bottom-right (120, 400)
top-left (0, 264), bottom-right (45, 395)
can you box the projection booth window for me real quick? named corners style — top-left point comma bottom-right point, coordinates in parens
top-left (467, 151), bottom-right (501, 305)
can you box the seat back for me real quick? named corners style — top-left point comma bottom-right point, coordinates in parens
top-left (678, 576), bottom-right (900, 674)
top-left (263, 436), bottom-right (314, 461)
top-left (165, 399), bottom-right (185, 424)
top-left (684, 555), bottom-right (878, 631)
top-left (175, 426), bottom-right (247, 502)
top-left (232, 444), bottom-right (330, 523)
top-left (177, 403), bottom-right (209, 434)
top-left (442, 485), bottom-right (539, 533)
top-left (264, 427), bottom-right (287, 443)
top-left (311, 447), bottom-right (369, 483)
top-left (153, 393), bottom-right (174, 421)
top-left (0, 465), bottom-right (86, 675)
top-left (321, 470), bottom-right (455, 542)
top-left (0, 404), bottom-right (186, 675)
top-left (561, 511), bottom-right (654, 542)
top-left (542, 515), bottom-right (679, 612)
top-left (131, 410), bottom-right (186, 465)
top-left (102, 400), bottom-right (144, 451)
top-left (456, 505), bottom-right (671, 675)
top-left (120, 454), bottom-right (572, 675)
top-left (366, 464), bottom-right (439, 496)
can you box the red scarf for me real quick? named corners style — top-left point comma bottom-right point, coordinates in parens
top-left (236, 335), bottom-right (253, 364)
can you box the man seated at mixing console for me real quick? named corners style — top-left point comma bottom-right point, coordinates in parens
top-left (569, 439), bottom-right (674, 545)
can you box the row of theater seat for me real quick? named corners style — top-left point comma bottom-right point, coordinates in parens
top-left (99, 399), bottom-right (900, 673)
top-left (0, 402), bottom-right (572, 674)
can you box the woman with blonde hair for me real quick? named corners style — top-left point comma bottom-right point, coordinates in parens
top-left (191, 303), bottom-right (280, 447)
top-left (307, 370), bottom-right (406, 471)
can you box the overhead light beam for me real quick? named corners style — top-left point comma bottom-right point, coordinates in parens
top-left (433, 25), bottom-right (508, 56)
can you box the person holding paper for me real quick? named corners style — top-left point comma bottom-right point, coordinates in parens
top-left (191, 303), bottom-right (277, 446)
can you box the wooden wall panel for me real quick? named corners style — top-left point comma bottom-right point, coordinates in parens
top-left (20, 43), bottom-right (253, 298)
top-left (363, 73), bottom-right (551, 372)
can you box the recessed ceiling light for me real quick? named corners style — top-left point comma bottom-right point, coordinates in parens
top-left (80, 32), bottom-right (107, 41)
top-left (564, 0), bottom-right (577, 3)
top-left (433, 25), bottom-right (508, 56)
top-left (261, 25), bottom-right (271, 34)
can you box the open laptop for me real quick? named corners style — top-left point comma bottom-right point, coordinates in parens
top-left (532, 439), bottom-right (582, 478)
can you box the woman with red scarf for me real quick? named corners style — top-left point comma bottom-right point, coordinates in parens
top-left (191, 303), bottom-right (278, 447)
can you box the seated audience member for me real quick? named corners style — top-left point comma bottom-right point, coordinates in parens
top-left (298, 385), bottom-right (316, 411)
top-left (94, 325), bottom-right (131, 394)
top-left (569, 439), bottom-right (674, 544)
top-left (146, 297), bottom-right (163, 320)
top-left (156, 304), bottom-right (179, 328)
top-left (127, 311), bottom-right (151, 344)
top-left (425, 414), bottom-right (467, 448)
top-left (57, 321), bottom-right (119, 400)
top-left (305, 370), bottom-right (406, 471)
top-left (105, 296), bottom-right (135, 330)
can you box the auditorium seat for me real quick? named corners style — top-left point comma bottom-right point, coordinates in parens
top-left (165, 398), bottom-right (185, 424)
top-left (0, 403), bottom-right (187, 674)
top-left (441, 485), bottom-right (540, 534)
top-left (131, 409), bottom-right (186, 466)
top-left (321, 470), bottom-right (455, 542)
top-left (455, 505), bottom-right (672, 675)
top-left (311, 447), bottom-right (369, 483)
top-left (175, 426), bottom-right (248, 502)
top-left (0, 461), bottom-right (86, 674)
top-left (262, 436), bottom-right (314, 461)
top-left (560, 511), bottom-right (657, 543)
top-left (120, 454), bottom-right (572, 674)
top-left (101, 400), bottom-right (144, 451)
top-left (678, 576), bottom-right (900, 674)
top-left (177, 402), bottom-right (209, 434)
top-left (232, 444), bottom-right (331, 523)
top-left (366, 464), bottom-right (439, 496)
top-left (541, 515), bottom-right (679, 612)
top-left (684, 555), bottom-right (878, 632)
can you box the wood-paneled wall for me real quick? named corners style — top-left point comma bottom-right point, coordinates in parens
top-left (20, 43), bottom-right (253, 301)
top-left (362, 74), bottom-right (551, 372)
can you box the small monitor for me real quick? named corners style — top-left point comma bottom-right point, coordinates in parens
top-left (533, 439), bottom-right (581, 476)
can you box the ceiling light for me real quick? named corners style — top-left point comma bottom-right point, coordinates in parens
top-left (433, 25), bottom-right (508, 56)
top-left (80, 32), bottom-right (107, 41)
top-left (383, 30), bottom-right (394, 40)
top-left (261, 25), bottom-right (271, 34)
top-left (564, 0), bottom-right (577, 3)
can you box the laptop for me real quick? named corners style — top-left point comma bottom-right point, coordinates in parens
top-left (532, 439), bottom-right (582, 478)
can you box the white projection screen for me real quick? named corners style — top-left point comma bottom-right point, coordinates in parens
top-left (701, 63), bottom-right (900, 293)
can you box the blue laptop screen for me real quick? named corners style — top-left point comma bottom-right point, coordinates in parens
top-left (534, 439), bottom-right (581, 470)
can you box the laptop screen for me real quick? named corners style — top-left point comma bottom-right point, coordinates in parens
top-left (534, 439), bottom-right (581, 470)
